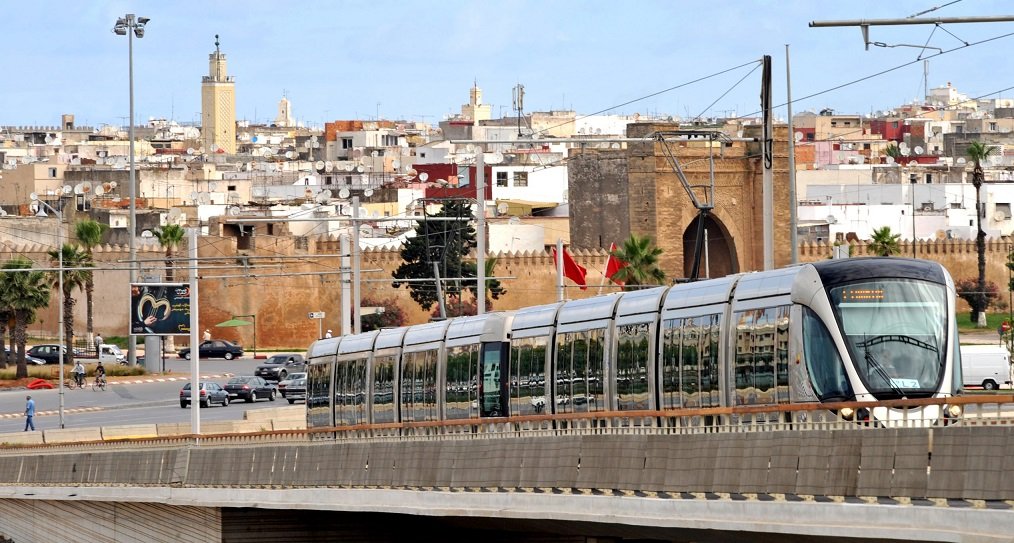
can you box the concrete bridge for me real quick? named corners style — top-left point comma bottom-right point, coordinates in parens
top-left (0, 397), bottom-right (1012, 543)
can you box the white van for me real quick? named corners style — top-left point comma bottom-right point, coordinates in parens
top-left (960, 345), bottom-right (1012, 390)
top-left (98, 344), bottom-right (127, 365)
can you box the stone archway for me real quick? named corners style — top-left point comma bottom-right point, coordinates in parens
top-left (682, 214), bottom-right (738, 280)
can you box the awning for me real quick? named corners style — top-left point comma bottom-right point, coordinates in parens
top-left (216, 318), bottom-right (252, 328)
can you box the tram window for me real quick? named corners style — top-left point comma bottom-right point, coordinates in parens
top-left (702, 315), bottom-right (720, 408)
top-left (775, 310), bottom-right (790, 403)
top-left (334, 360), bottom-right (347, 423)
top-left (510, 336), bottom-right (548, 416)
top-left (616, 323), bottom-right (651, 410)
top-left (660, 320), bottom-right (683, 410)
top-left (446, 344), bottom-right (480, 420)
top-left (480, 343), bottom-right (506, 417)
top-left (682, 317), bottom-right (703, 408)
top-left (371, 355), bottom-right (397, 424)
top-left (556, 329), bottom-right (606, 414)
top-left (802, 307), bottom-right (851, 401)
top-left (306, 362), bottom-right (333, 429)
top-left (401, 350), bottom-right (439, 422)
top-left (735, 307), bottom-right (790, 405)
top-left (337, 358), bottom-right (367, 425)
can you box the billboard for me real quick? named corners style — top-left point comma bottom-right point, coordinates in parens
top-left (130, 283), bottom-right (191, 336)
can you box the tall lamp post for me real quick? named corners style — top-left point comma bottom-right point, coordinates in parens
top-left (113, 13), bottom-right (149, 366)
top-left (910, 173), bottom-right (918, 258)
top-left (31, 194), bottom-right (65, 428)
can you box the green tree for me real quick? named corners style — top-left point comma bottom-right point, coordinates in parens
top-left (74, 219), bottom-right (107, 341)
top-left (885, 143), bottom-right (902, 162)
top-left (152, 224), bottom-right (186, 282)
top-left (0, 259), bottom-right (51, 379)
top-left (48, 244), bottom-right (92, 366)
top-left (392, 200), bottom-right (504, 311)
top-left (868, 226), bottom-right (901, 257)
top-left (968, 142), bottom-right (997, 327)
top-left (956, 278), bottom-right (1000, 321)
top-left (609, 234), bottom-right (666, 290)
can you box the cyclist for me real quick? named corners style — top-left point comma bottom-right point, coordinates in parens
top-left (72, 361), bottom-right (85, 388)
top-left (95, 361), bottom-right (106, 386)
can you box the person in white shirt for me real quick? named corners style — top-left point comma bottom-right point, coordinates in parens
top-left (325, 329), bottom-right (333, 339)
top-left (72, 361), bottom-right (86, 387)
top-left (203, 329), bottom-right (211, 341)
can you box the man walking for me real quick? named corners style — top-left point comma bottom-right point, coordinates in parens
top-left (94, 333), bottom-right (104, 353)
top-left (24, 395), bottom-right (35, 431)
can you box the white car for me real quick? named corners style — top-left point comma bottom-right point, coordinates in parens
top-left (277, 372), bottom-right (307, 401)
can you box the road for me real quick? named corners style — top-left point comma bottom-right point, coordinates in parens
top-left (0, 355), bottom-right (305, 433)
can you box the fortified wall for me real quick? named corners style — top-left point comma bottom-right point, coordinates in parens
top-left (4, 236), bottom-right (1010, 351)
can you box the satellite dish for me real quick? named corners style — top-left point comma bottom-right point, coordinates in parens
top-left (497, 202), bottom-right (509, 214)
top-left (29, 192), bottom-right (38, 201)
top-left (957, 157), bottom-right (967, 165)
top-left (251, 136), bottom-right (259, 143)
top-left (419, 172), bottom-right (429, 182)
top-left (508, 216), bottom-right (521, 225)
top-left (63, 185), bottom-right (72, 194)
top-left (81, 181), bottom-right (92, 194)
top-left (914, 146), bottom-right (924, 155)
top-left (189, 191), bottom-right (199, 201)
top-left (209, 182), bottom-right (218, 192)
top-left (198, 193), bottom-right (211, 205)
top-left (228, 205), bottom-right (241, 216)
top-left (995, 212), bottom-right (1007, 222)
top-left (909, 160), bottom-right (919, 167)
top-left (94, 186), bottom-right (105, 196)
top-left (886, 156), bottom-right (896, 165)
top-left (900, 147), bottom-right (910, 156)
top-left (466, 144), bottom-right (476, 153)
top-left (392, 159), bottom-right (401, 169)
top-left (140, 230), bottom-right (153, 238)
top-left (109, 181), bottom-right (117, 189)
top-left (44, 135), bottom-right (53, 144)
top-left (73, 183), bottom-right (84, 195)
top-left (315, 160), bottom-right (325, 171)
top-left (338, 188), bottom-right (350, 199)
top-left (826, 215), bottom-right (837, 224)
top-left (356, 165), bottom-right (364, 173)
top-left (343, 163), bottom-right (353, 172)
top-left (370, 150), bottom-right (379, 158)
top-left (186, 148), bottom-right (195, 155)
top-left (364, 189), bottom-right (374, 197)
top-left (0, 209), bottom-right (7, 217)
top-left (285, 151), bottom-right (294, 159)
top-left (794, 131), bottom-right (804, 142)
top-left (322, 189), bottom-right (333, 200)
top-left (324, 161), bottom-right (333, 172)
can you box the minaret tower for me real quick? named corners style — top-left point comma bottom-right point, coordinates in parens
top-left (201, 34), bottom-right (236, 154)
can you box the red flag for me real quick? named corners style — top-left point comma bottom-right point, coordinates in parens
top-left (604, 242), bottom-right (627, 285)
top-left (553, 246), bottom-right (587, 290)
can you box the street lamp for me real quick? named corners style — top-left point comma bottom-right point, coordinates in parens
top-left (910, 173), bottom-right (918, 258)
top-left (31, 194), bottom-right (65, 429)
top-left (113, 13), bottom-right (149, 366)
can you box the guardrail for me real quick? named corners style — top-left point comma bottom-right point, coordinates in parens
top-left (0, 395), bottom-right (1010, 455)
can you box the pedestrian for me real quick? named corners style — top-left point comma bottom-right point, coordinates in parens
top-left (203, 329), bottom-right (211, 341)
top-left (94, 333), bottom-right (103, 352)
top-left (325, 329), bottom-right (333, 339)
top-left (24, 395), bottom-right (35, 431)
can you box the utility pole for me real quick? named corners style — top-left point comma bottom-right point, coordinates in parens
top-left (761, 55), bottom-right (774, 270)
top-left (476, 151), bottom-right (486, 314)
top-left (786, 45), bottom-right (798, 264)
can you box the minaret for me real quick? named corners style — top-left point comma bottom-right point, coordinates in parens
top-left (201, 34), bottom-right (236, 154)
top-left (274, 95), bottom-right (293, 128)
top-left (461, 80), bottom-right (492, 124)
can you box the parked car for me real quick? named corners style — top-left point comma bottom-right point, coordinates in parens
top-left (179, 382), bottom-right (230, 408)
top-left (254, 354), bottom-right (305, 382)
top-left (224, 376), bottom-right (276, 403)
top-left (282, 378), bottom-right (307, 404)
top-left (177, 340), bottom-right (244, 360)
top-left (5, 348), bottom-right (46, 365)
top-left (26, 344), bottom-right (84, 364)
top-left (277, 372), bottom-right (307, 403)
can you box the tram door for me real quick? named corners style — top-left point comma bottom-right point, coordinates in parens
top-left (480, 342), bottom-right (509, 417)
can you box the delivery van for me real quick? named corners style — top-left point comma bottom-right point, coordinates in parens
top-left (98, 344), bottom-right (127, 365)
top-left (960, 345), bottom-right (1012, 390)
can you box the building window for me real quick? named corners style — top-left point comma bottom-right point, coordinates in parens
top-left (989, 122), bottom-right (998, 132)
top-left (341, 138), bottom-right (353, 149)
top-left (48, 168), bottom-right (57, 178)
top-left (227, 185), bottom-right (236, 191)
top-left (514, 171), bottom-right (528, 187)
top-left (830, 121), bottom-right (837, 127)
top-left (997, 203), bottom-right (1012, 220)
top-left (496, 171), bottom-right (508, 187)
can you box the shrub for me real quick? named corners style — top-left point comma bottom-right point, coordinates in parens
top-left (955, 278), bottom-right (1000, 319)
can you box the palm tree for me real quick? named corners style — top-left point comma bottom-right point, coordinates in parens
top-left (48, 244), bottom-right (92, 366)
top-left (968, 142), bottom-right (997, 327)
top-left (868, 226), bottom-right (901, 256)
top-left (0, 259), bottom-right (51, 379)
top-left (74, 219), bottom-right (107, 343)
top-left (152, 224), bottom-right (186, 282)
top-left (609, 234), bottom-right (666, 290)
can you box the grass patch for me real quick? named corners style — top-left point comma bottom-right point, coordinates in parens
top-left (956, 312), bottom-right (1013, 332)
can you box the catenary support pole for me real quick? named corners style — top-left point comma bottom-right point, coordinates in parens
top-left (476, 151), bottom-right (486, 315)
top-left (786, 44), bottom-right (798, 264)
top-left (188, 227), bottom-right (200, 435)
top-left (340, 234), bottom-right (351, 337)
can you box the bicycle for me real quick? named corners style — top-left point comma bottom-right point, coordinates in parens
top-left (92, 375), bottom-right (107, 391)
top-left (66, 375), bottom-right (86, 390)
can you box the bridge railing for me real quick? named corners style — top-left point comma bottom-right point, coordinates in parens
top-left (2, 394), bottom-right (1011, 455)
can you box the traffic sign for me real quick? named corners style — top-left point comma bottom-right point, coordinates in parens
top-left (308, 311), bottom-right (325, 319)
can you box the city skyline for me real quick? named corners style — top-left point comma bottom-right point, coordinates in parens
top-left (5, 1), bottom-right (1014, 128)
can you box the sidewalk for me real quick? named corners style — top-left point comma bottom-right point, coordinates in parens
top-left (959, 329), bottom-right (1007, 346)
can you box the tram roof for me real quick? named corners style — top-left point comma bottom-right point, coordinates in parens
top-left (732, 266), bottom-right (802, 302)
top-left (446, 312), bottom-right (512, 346)
top-left (810, 257), bottom-right (948, 286)
top-left (307, 336), bottom-right (342, 358)
top-left (374, 326), bottom-right (408, 350)
top-left (557, 293), bottom-right (622, 326)
top-left (403, 319), bottom-right (451, 347)
top-left (337, 329), bottom-right (380, 355)
top-left (510, 302), bottom-right (564, 333)
top-left (615, 286), bottom-right (667, 320)
top-left (662, 274), bottom-right (738, 312)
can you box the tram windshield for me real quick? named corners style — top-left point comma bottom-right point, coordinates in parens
top-left (828, 279), bottom-right (947, 398)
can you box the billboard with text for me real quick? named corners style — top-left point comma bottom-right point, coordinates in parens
top-left (130, 283), bottom-right (190, 336)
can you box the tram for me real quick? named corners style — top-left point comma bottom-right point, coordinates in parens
top-left (306, 257), bottom-right (963, 429)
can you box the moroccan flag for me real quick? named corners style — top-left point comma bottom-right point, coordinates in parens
top-left (604, 242), bottom-right (627, 285)
top-left (553, 246), bottom-right (587, 290)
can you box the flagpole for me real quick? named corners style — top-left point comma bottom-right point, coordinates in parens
top-left (556, 238), bottom-right (564, 302)
top-left (597, 243), bottom-right (611, 295)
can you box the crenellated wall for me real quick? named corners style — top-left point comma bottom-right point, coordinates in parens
top-left (3, 236), bottom-right (1009, 350)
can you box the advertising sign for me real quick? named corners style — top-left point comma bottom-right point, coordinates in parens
top-left (130, 283), bottom-right (191, 336)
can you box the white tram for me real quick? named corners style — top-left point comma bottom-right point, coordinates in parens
top-left (306, 258), bottom-right (963, 429)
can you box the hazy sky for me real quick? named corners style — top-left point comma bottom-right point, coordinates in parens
top-left (4, 1), bottom-right (1014, 128)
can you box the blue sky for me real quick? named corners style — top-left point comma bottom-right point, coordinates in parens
top-left (4, 1), bottom-right (1013, 128)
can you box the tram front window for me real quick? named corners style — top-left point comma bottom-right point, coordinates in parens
top-left (829, 279), bottom-right (947, 398)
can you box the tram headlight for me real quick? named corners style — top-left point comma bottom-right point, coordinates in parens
top-left (840, 407), bottom-right (855, 420)
top-left (945, 404), bottom-right (963, 419)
